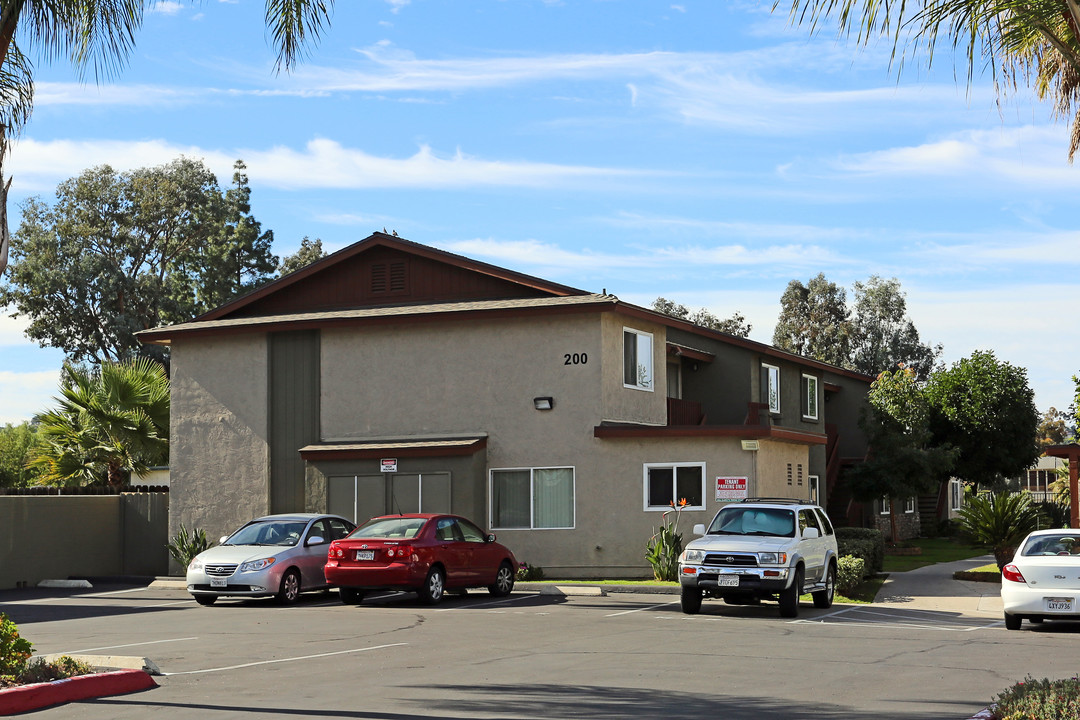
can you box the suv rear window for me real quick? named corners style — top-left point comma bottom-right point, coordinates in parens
top-left (707, 507), bottom-right (795, 537)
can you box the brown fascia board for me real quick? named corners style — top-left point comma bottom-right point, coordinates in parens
top-left (611, 301), bottom-right (874, 384)
top-left (195, 232), bottom-right (590, 323)
top-left (1045, 444), bottom-right (1080, 459)
top-left (593, 422), bottom-right (828, 446)
top-left (137, 296), bottom-right (616, 346)
top-left (300, 438), bottom-right (487, 461)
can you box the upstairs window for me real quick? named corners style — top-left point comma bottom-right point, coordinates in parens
top-left (762, 363), bottom-right (780, 413)
top-left (623, 329), bottom-right (654, 391)
top-left (802, 374), bottom-right (819, 420)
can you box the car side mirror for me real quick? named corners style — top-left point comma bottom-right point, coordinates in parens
top-left (219, 536), bottom-right (229, 545)
top-left (803, 527), bottom-right (820, 539)
top-left (693, 524), bottom-right (706, 536)
top-left (307, 536), bottom-right (325, 546)
top-left (486, 533), bottom-right (497, 543)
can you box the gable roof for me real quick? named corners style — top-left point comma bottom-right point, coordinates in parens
top-left (198, 231), bottom-right (588, 322)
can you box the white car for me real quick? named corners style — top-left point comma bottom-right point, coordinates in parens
top-left (1001, 529), bottom-right (1080, 630)
top-left (186, 513), bottom-right (355, 605)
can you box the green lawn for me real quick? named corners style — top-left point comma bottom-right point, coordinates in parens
top-left (882, 537), bottom-right (988, 573)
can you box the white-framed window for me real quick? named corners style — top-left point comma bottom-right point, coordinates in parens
top-left (643, 462), bottom-right (706, 511)
top-left (880, 496), bottom-right (890, 515)
top-left (762, 363), bottom-right (780, 413)
top-left (802, 374), bottom-right (819, 420)
top-left (623, 328), bottom-right (654, 391)
top-left (490, 467), bottom-right (575, 530)
top-left (808, 475), bottom-right (819, 504)
top-left (905, 497), bottom-right (916, 514)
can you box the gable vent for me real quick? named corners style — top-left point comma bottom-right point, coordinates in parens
top-left (370, 261), bottom-right (409, 295)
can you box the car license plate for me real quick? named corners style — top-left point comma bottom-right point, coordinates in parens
top-left (717, 575), bottom-right (739, 587)
top-left (210, 578), bottom-right (226, 588)
top-left (356, 550), bottom-right (375, 561)
top-left (1045, 597), bottom-right (1074, 612)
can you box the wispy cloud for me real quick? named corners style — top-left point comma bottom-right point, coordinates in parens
top-left (148, 0), bottom-right (185, 15)
top-left (0, 369), bottom-right (61, 423)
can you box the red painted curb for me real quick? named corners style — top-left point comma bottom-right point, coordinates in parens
top-left (0, 669), bottom-right (157, 715)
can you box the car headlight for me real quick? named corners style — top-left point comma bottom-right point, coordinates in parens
top-left (757, 552), bottom-right (788, 565)
top-left (682, 549), bottom-right (705, 564)
top-left (239, 557), bottom-right (277, 572)
top-left (188, 559), bottom-right (203, 572)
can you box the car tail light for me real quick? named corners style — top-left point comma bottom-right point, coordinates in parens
top-left (1002, 564), bottom-right (1026, 584)
top-left (328, 542), bottom-right (344, 560)
top-left (387, 545), bottom-right (415, 561)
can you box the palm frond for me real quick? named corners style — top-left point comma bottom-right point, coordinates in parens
top-left (264, 0), bottom-right (332, 73)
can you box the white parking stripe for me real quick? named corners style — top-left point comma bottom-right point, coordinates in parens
top-left (66, 637), bottom-right (199, 653)
top-left (161, 642), bottom-right (408, 676)
top-left (605, 600), bottom-right (679, 617)
top-left (436, 594), bottom-right (536, 611)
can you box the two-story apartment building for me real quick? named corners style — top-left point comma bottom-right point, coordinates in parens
top-left (139, 232), bottom-right (871, 578)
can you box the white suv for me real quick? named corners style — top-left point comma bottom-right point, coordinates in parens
top-left (678, 498), bottom-right (838, 618)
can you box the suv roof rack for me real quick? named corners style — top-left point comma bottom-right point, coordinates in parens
top-left (739, 497), bottom-right (807, 505)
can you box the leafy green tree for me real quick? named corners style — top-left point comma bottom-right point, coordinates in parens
top-left (924, 350), bottom-right (1040, 490)
top-left (0, 421), bottom-right (44, 487)
top-left (775, 1), bottom-right (1080, 160)
top-left (1037, 406), bottom-right (1071, 448)
top-left (650, 297), bottom-right (753, 338)
top-left (843, 365), bottom-right (956, 541)
top-left (0, 157), bottom-right (276, 364)
top-left (850, 276), bottom-right (941, 380)
top-left (772, 273), bottom-right (852, 366)
top-left (30, 358), bottom-right (169, 487)
top-left (278, 236), bottom-right (327, 277)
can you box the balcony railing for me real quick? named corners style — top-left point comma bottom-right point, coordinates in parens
top-left (667, 397), bottom-right (704, 425)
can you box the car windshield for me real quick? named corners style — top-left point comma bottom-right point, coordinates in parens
top-left (225, 520), bottom-right (307, 546)
top-left (1022, 534), bottom-right (1080, 557)
top-left (350, 517), bottom-right (427, 540)
top-left (707, 507), bottom-right (795, 538)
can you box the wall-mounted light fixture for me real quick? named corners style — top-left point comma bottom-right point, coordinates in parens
top-left (533, 396), bottom-right (554, 411)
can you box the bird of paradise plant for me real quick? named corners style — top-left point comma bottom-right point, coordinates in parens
top-left (645, 498), bottom-right (688, 582)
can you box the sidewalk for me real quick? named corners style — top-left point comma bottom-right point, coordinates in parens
top-left (873, 554), bottom-right (1003, 616)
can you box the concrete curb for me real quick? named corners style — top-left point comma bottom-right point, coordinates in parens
top-left (37, 579), bottom-right (93, 589)
top-left (517, 582), bottom-right (675, 595)
top-left (148, 578), bottom-right (187, 590)
top-left (38, 654), bottom-right (161, 675)
top-left (0, 669), bottom-right (157, 716)
top-left (538, 585), bottom-right (606, 597)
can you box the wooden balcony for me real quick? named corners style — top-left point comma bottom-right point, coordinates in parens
top-left (666, 397), bottom-right (704, 426)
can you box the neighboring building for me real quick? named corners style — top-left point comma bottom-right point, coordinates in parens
top-left (1014, 455), bottom-right (1067, 504)
top-left (139, 233), bottom-right (872, 578)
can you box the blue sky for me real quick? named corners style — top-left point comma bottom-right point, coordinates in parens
top-left (1, 0), bottom-right (1077, 424)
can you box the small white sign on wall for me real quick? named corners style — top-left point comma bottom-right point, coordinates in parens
top-left (716, 476), bottom-right (748, 501)
top-left (380, 458), bottom-right (398, 473)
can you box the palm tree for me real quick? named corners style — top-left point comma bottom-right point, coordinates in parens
top-left (776, 1), bottom-right (1080, 160)
top-left (30, 357), bottom-right (169, 487)
top-left (0, 0), bottom-right (335, 278)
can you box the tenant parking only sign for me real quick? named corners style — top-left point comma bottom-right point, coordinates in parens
top-left (716, 476), bottom-right (748, 501)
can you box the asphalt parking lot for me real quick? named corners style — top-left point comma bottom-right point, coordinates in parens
top-left (3, 583), bottom-right (1079, 719)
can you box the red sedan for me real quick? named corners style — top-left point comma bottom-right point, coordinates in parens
top-left (324, 513), bottom-right (518, 605)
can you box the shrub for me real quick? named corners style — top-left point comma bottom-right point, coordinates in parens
top-left (645, 500), bottom-right (687, 582)
top-left (166, 524), bottom-right (210, 568)
top-left (959, 492), bottom-right (1044, 570)
top-left (0, 613), bottom-right (32, 681)
top-left (836, 555), bottom-right (866, 595)
top-left (993, 675), bottom-right (1080, 719)
top-left (836, 528), bottom-right (885, 575)
top-left (516, 562), bottom-right (545, 581)
top-left (1032, 501), bottom-right (1070, 530)
top-left (17, 656), bottom-right (93, 685)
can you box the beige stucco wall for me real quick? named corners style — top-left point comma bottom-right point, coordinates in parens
top-left (600, 313), bottom-right (667, 425)
top-left (169, 335), bottom-right (271, 558)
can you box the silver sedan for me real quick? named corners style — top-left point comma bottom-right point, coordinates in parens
top-left (186, 513), bottom-right (355, 605)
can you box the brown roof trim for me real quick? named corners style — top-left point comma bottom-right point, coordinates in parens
top-left (666, 342), bottom-right (715, 363)
top-left (197, 232), bottom-right (590, 323)
top-left (824, 382), bottom-right (843, 393)
top-left (612, 301), bottom-right (874, 383)
top-left (299, 436), bottom-right (487, 461)
top-left (138, 294), bottom-right (617, 345)
top-left (1045, 443), bottom-right (1080, 459)
top-left (593, 422), bottom-right (827, 446)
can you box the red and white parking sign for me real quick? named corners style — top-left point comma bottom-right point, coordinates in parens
top-left (715, 476), bottom-right (748, 501)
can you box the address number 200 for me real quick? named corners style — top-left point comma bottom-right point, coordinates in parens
top-left (564, 353), bottom-right (588, 365)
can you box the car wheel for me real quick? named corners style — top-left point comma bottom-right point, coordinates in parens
top-left (488, 562), bottom-right (515, 597)
top-left (813, 562), bottom-right (836, 609)
top-left (1004, 612), bottom-right (1022, 631)
top-left (680, 586), bottom-right (702, 614)
top-left (779, 566), bottom-right (803, 618)
top-left (419, 566), bottom-right (445, 605)
top-left (194, 594), bottom-right (217, 606)
top-left (276, 569), bottom-right (301, 605)
top-left (339, 588), bottom-right (366, 605)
